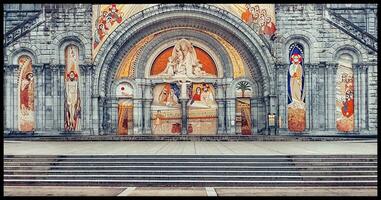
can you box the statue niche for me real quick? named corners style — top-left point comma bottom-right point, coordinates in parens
top-left (150, 39), bottom-right (217, 78)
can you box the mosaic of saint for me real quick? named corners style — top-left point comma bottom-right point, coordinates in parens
top-left (64, 45), bottom-right (81, 131)
top-left (151, 83), bottom-right (182, 135)
top-left (93, 4), bottom-right (123, 49)
top-left (239, 4), bottom-right (277, 40)
top-left (118, 99), bottom-right (133, 135)
top-left (336, 55), bottom-right (355, 132)
top-left (187, 83), bottom-right (218, 135)
top-left (151, 39), bottom-right (217, 79)
top-left (18, 55), bottom-right (35, 132)
top-left (287, 43), bottom-right (306, 132)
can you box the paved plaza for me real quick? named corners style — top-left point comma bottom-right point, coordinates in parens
top-left (4, 140), bottom-right (377, 155)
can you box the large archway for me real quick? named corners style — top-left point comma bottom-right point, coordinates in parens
top-left (93, 4), bottom-right (275, 134)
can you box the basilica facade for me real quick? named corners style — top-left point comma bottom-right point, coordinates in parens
top-left (3, 4), bottom-right (378, 136)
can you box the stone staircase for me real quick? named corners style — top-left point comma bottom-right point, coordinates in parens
top-left (4, 154), bottom-right (377, 187)
top-left (323, 7), bottom-right (377, 52)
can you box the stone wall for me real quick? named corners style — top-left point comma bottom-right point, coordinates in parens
top-left (3, 4), bottom-right (378, 136)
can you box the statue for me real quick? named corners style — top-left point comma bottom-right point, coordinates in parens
top-left (157, 39), bottom-right (214, 78)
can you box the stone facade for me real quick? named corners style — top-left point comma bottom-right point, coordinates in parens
top-left (3, 4), bottom-right (377, 136)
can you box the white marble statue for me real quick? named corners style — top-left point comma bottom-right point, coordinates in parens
top-left (158, 39), bottom-right (213, 78)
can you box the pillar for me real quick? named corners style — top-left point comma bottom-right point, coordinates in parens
top-left (133, 98), bottom-right (143, 135)
top-left (79, 65), bottom-right (87, 131)
top-left (251, 98), bottom-right (258, 134)
top-left (360, 65), bottom-right (368, 131)
top-left (110, 98), bottom-right (118, 133)
top-left (12, 65), bottom-right (18, 130)
top-left (33, 65), bottom-right (44, 131)
top-left (330, 64), bottom-right (338, 131)
top-left (226, 98), bottom-right (235, 134)
top-left (216, 80), bottom-right (226, 134)
top-left (304, 64), bottom-right (311, 131)
top-left (59, 65), bottom-right (65, 131)
top-left (52, 65), bottom-right (58, 130)
top-left (180, 99), bottom-right (188, 135)
top-left (92, 96), bottom-right (100, 134)
top-left (4, 66), bottom-right (12, 131)
top-left (143, 80), bottom-right (153, 135)
top-left (353, 64), bottom-right (360, 132)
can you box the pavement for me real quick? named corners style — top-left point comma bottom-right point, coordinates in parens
top-left (4, 140), bottom-right (377, 155)
top-left (4, 186), bottom-right (377, 196)
top-left (4, 140), bottom-right (377, 196)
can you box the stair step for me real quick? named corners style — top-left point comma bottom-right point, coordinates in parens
top-left (4, 154), bottom-right (376, 187)
top-left (4, 161), bottom-right (376, 167)
top-left (4, 179), bottom-right (377, 187)
top-left (4, 170), bottom-right (377, 175)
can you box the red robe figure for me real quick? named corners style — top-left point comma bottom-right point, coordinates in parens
top-left (241, 4), bottom-right (253, 24)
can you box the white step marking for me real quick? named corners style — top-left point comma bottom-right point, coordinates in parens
top-left (205, 187), bottom-right (217, 196)
top-left (117, 187), bottom-right (136, 196)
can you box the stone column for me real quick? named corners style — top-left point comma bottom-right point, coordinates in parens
top-left (251, 98), bottom-right (258, 134)
top-left (330, 64), bottom-right (338, 131)
top-left (324, 63), bottom-right (329, 130)
top-left (226, 98), bottom-right (235, 134)
top-left (110, 97), bottom-right (118, 133)
top-left (180, 99), bottom-right (188, 135)
top-left (133, 98), bottom-right (143, 135)
top-left (92, 96), bottom-right (100, 134)
top-left (216, 80), bottom-right (226, 134)
top-left (51, 65), bottom-right (58, 130)
top-left (360, 65), bottom-right (368, 131)
top-left (33, 65), bottom-right (44, 131)
top-left (353, 64), bottom-right (360, 132)
top-left (257, 98), bottom-right (265, 133)
top-left (264, 96), bottom-right (270, 135)
top-left (276, 64), bottom-right (287, 132)
top-left (311, 64), bottom-right (319, 131)
top-left (143, 80), bottom-right (153, 135)
top-left (304, 64), bottom-right (311, 131)
top-left (12, 65), bottom-right (19, 130)
top-left (86, 65), bottom-right (93, 133)
top-left (79, 65), bottom-right (87, 132)
top-left (59, 65), bottom-right (65, 131)
top-left (100, 97), bottom-right (111, 134)
top-left (4, 66), bottom-right (10, 131)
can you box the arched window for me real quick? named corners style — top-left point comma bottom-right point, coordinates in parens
top-left (336, 54), bottom-right (354, 132)
top-left (287, 43), bottom-right (306, 132)
top-left (18, 55), bottom-right (35, 132)
top-left (64, 45), bottom-right (81, 131)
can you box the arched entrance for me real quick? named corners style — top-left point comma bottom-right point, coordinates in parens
top-left (93, 4), bottom-right (275, 135)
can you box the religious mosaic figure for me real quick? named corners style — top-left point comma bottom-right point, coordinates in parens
top-left (157, 39), bottom-right (215, 78)
top-left (64, 45), bottom-right (81, 131)
top-left (151, 83), bottom-right (182, 135)
top-left (336, 55), bottom-right (355, 132)
top-left (118, 99), bottom-right (133, 135)
top-left (18, 55), bottom-right (35, 132)
top-left (187, 83), bottom-right (218, 135)
top-left (93, 4), bottom-right (123, 49)
top-left (287, 43), bottom-right (305, 132)
top-left (240, 4), bottom-right (277, 40)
